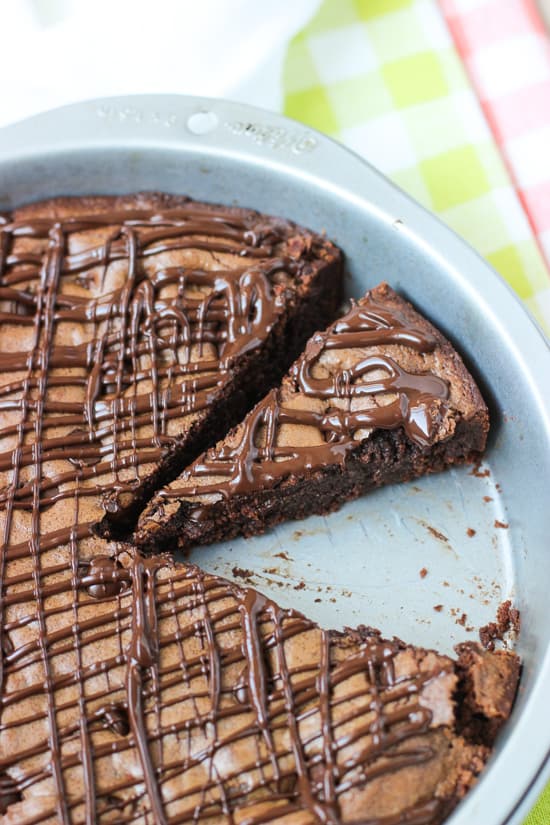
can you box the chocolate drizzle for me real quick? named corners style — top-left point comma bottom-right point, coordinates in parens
top-left (153, 296), bottom-right (450, 504)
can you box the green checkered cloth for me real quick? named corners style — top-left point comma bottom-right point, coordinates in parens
top-left (526, 788), bottom-right (550, 825)
top-left (283, 0), bottom-right (550, 334)
top-left (282, 1), bottom-right (550, 821)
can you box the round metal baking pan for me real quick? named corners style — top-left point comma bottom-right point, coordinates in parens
top-left (1, 95), bottom-right (549, 825)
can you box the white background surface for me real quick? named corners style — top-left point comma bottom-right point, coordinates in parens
top-left (0, 0), bottom-right (319, 127)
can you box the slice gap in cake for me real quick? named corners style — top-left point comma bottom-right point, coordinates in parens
top-left (136, 282), bottom-right (489, 552)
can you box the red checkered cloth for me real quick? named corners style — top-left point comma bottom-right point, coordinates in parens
top-left (441, 0), bottom-right (550, 271)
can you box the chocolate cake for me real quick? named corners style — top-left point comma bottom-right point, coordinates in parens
top-left (0, 550), bottom-right (518, 824)
top-left (0, 194), bottom-right (518, 825)
top-left (136, 283), bottom-right (489, 551)
top-left (0, 192), bottom-right (342, 545)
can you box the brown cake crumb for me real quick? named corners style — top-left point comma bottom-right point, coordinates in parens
top-left (483, 496), bottom-right (493, 503)
top-left (466, 528), bottom-right (476, 537)
top-left (294, 581), bottom-right (306, 591)
top-left (419, 567), bottom-right (428, 579)
top-left (470, 462), bottom-right (490, 478)
top-left (494, 520), bottom-right (509, 529)
top-left (457, 613), bottom-right (468, 627)
top-left (232, 566), bottom-right (254, 579)
top-left (480, 627), bottom-right (498, 652)
top-left (479, 600), bottom-right (521, 650)
top-left (498, 600), bottom-right (521, 634)
top-left (434, 604), bottom-right (444, 612)
top-left (427, 526), bottom-right (448, 542)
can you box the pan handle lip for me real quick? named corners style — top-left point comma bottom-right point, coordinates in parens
top-left (1, 93), bottom-right (550, 825)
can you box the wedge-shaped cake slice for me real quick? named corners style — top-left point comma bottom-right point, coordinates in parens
top-left (0, 193), bottom-right (342, 551)
top-left (137, 282), bottom-right (489, 551)
top-left (0, 548), bottom-right (518, 824)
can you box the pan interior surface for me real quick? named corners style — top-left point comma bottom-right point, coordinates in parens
top-left (0, 96), bottom-right (549, 825)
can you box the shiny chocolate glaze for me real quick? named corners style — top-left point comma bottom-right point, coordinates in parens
top-left (155, 297), bottom-right (450, 504)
